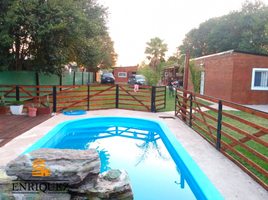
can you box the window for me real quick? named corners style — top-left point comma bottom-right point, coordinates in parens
top-left (251, 68), bottom-right (268, 90)
top-left (118, 72), bottom-right (127, 77)
top-left (164, 72), bottom-right (168, 76)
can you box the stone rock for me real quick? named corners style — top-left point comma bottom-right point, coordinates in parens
top-left (5, 148), bottom-right (100, 185)
top-left (0, 169), bottom-right (16, 200)
top-left (11, 193), bottom-right (71, 200)
top-left (69, 169), bottom-right (134, 200)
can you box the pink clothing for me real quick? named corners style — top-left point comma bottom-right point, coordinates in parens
top-left (134, 84), bottom-right (139, 92)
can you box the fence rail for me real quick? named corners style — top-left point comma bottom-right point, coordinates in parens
top-left (175, 88), bottom-right (268, 191)
top-left (0, 84), bottom-right (166, 113)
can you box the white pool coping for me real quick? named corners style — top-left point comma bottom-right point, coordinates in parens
top-left (0, 109), bottom-right (267, 200)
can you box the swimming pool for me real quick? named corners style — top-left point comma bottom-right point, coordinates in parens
top-left (23, 117), bottom-right (224, 200)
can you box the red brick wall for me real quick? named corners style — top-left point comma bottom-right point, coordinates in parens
top-left (113, 66), bottom-right (138, 83)
top-left (231, 53), bottom-right (268, 104)
top-left (188, 52), bottom-right (268, 105)
top-left (189, 53), bottom-right (234, 102)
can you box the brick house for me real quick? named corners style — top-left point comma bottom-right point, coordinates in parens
top-left (188, 50), bottom-right (268, 105)
top-left (113, 66), bottom-right (138, 83)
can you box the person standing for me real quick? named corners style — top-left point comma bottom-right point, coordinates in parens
top-left (168, 77), bottom-right (174, 97)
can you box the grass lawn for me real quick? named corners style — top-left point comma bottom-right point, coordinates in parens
top-left (159, 89), bottom-right (213, 112)
top-left (58, 85), bottom-right (213, 113)
top-left (192, 110), bottom-right (268, 184)
top-left (58, 85), bottom-right (153, 111)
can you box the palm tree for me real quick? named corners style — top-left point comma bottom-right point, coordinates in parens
top-left (145, 37), bottom-right (168, 69)
top-left (134, 132), bottom-right (171, 166)
top-left (179, 60), bottom-right (204, 93)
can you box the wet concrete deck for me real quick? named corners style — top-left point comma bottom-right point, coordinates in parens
top-left (0, 109), bottom-right (267, 199)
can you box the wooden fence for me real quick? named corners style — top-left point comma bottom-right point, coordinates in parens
top-left (175, 88), bottom-right (268, 191)
top-left (0, 84), bottom-right (166, 113)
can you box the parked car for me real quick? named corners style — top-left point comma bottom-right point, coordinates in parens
top-left (101, 73), bottom-right (115, 84)
top-left (128, 75), bottom-right (147, 85)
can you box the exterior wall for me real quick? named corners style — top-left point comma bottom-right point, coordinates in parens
top-left (188, 51), bottom-right (268, 105)
top-left (232, 53), bottom-right (268, 104)
top-left (189, 53), bottom-right (234, 102)
top-left (113, 66), bottom-right (138, 83)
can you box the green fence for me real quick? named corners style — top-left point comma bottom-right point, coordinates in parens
top-left (0, 71), bottom-right (94, 102)
top-left (0, 71), bottom-right (94, 86)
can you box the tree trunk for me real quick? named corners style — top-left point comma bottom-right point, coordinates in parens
top-left (15, 38), bottom-right (21, 71)
top-left (15, 38), bottom-right (25, 71)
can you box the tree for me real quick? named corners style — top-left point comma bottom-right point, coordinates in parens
top-left (178, 0), bottom-right (268, 57)
top-left (135, 132), bottom-right (170, 167)
top-left (189, 61), bottom-right (204, 93)
top-left (98, 35), bottom-right (118, 69)
top-left (145, 37), bottom-right (168, 69)
top-left (0, 0), bottom-right (116, 75)
top-left (137, 61), bottom-right (172, 86)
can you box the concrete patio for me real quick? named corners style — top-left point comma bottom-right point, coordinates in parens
top-left (0, 109), bottom-right (267, 200)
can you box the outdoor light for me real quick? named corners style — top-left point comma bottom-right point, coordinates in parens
top-left (179, 54), bottom-right (186, 58)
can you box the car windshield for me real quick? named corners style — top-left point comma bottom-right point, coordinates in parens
top-left (103, 73), bottom-right (114, 77)
top-left (135, 75), bottom-right (146, 81)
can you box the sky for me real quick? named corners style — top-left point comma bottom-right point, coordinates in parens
top-left (98, 0), bottom-right (268, 66)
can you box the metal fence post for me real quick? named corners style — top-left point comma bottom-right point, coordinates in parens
top-left (60, 75), bottom-right (63, 91)
top-left (151, 86), bottom-right (156, 112)
top-left (216, 100), bottom-right (223, 150)
top-left (82, 71), bottom-right (84, 85)
top-left (189, 93), bottom-right (193, 128)
top-left (73, 71), bottom-right (76, 85)
top-left (116, 85), bottom-right (119, 108)
top-left (174, 88), bottom-right (177, 113)
top-left (53, 86), bottom-right (57, 113)
top-left (16, 85), bottom-right (20, 101)
top-left (87, 84), bottom-right (90, 111)
top-left (164, 86), bottom-right (166, 109)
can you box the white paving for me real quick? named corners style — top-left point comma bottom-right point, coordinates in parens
top-left (0, 109), bottom-right (267, 200)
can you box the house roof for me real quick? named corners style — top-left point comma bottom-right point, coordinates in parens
top-left (193, 50), bottom-right (235, 61)
top-left (164, 64), bottom-right (180, 69)
top-left (193, 49), bottom-right (268, 61)
top-left (113, 66), bottom-right (138, 68)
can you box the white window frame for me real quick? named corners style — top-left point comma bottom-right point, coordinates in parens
top-left (118, 72), bottom-right (127, 78)
top-left (251, 68), bottom-right (268, 90)
top-left (164, 72), bottom-right (168, 76)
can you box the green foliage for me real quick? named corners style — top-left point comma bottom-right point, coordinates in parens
top-left (167, 56), bottom-right (179, 63)
top-left (179, 60), bottom-right (203, 93)
top-left (145, 37), bottom-right (168, 69)
top-left (10, 100), bottom-right (23, 105)
top-left (38, 95), bottom-right (50, 107)
top-left (102, 68), bottom-right (113, 73)
top-left (137, 62), bottom-right (169, 86)
top-left (0, 0), bottom-right (117, 74)
top-left (98, 35), bottom-right (118, 69)
top-left (45, 95), bottom-right (50, 108)
top-left (0, 96), bottom-right (5, 107)
top-left (189, 61), bottom-right (204, 93)
top-left (179, 0), bottom-right (268, 57)
top-left (137, 61), bottom-right (174, 86)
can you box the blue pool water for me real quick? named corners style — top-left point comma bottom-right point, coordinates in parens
top-left (23, 117), bottom-right (224, 200)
